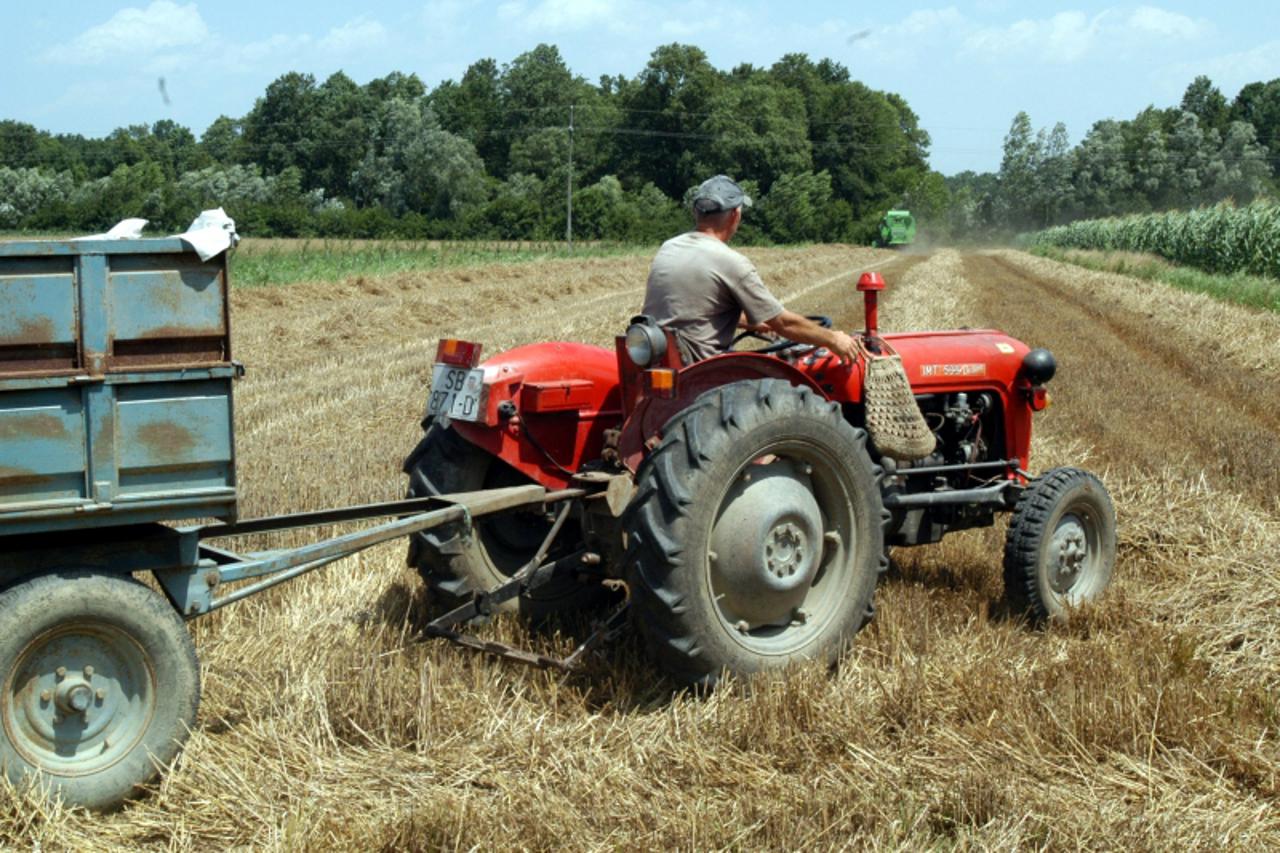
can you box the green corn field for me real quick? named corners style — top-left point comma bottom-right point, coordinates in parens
top-left (1030, 201), bottom-right (1280, 280)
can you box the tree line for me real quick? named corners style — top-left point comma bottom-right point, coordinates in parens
top-left (951, 76), bottom-right (1278, 238)
top-left (1, 48), bottom-right (1276, 245)
top-left (0, 44), bottom-right (938, 244)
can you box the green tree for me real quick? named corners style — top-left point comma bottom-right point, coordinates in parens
top-left (997, 111), bottom-right (1039, 227)
top-left (619, 44), bottom-right (724, 195)
top-left (1031, 122), bottom-right (1072, 226)
top-left (1181, 76), bottom-right (1229, 134)
top-left (697, 79), bottom-right (811, 193)
top-left (241, 72), bottom-right (322, 180)
top-left (431, 59), bottom-right (506, 174)
top-left (309, 72), bottom-right (375, 199)
top-left (1167, 111), bottom-right (1215, 204)
top-left (1208, 121), bottom-right (1270, 202)
top-left (1070, 119), bottom-right (1133, 216)
top-left (201, 116), bottom-right (245, 165)
top-left (759, 170), bottom-right (835, 242)
top-left (0, 121), bottom-right (48, 169)
top-left (1231, 79), bottom-right (1280, 169)
top-left (352, 99), bottom-right (486, 219)
top-left (0, 168), bottom-right (76, 227)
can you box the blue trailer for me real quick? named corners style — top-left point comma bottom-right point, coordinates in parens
top-left (0, 237), bottom-right (601, 809)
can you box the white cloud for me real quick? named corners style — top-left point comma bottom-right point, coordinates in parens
top-left (895, 7), bottom-right (965, 36)
top-left (959, 6), bottom-right (1209, 64)
top-left (965, 11), bottom-right (1105, 63)
top-left (1167, 39), bottom-right (1280, 93)
top-left (52, 1), bottom-right (207, 63)
top-left (1128, 6), bottom-right (1206, 40)
top-left (856, 6), bottom-right (969, 57)
top-left (422, 0), bottom-right (468, 36)
top-left (227, 33), bottom-right (314, 68)
top-left (659, 19), bottom-right (712, 38)
top-left (499, 0), bottom-right (638, 33)
top-left (318, 17), bottom-right (388, 53)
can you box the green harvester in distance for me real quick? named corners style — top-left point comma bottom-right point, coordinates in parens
top-left (875, 209), bottom-right (915, 248)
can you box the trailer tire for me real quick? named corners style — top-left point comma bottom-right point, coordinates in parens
top-left (404, 423), bottom-right (595, 619)
top-left (1003, 467), bottom-right (1117, 621)
top-left (622, 379), bottom-right (886, 687)
top-left (0, 570), bottom-right (199, 811)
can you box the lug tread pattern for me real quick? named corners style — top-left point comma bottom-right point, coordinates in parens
top-left (622, 379), bottom-right (885, 687)
top-left (403, 424), bottom-right (598, 616)
top-left (1002, 466), bottom-right (1116, 621)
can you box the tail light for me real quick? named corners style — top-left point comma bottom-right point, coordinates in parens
top-left (644, 368), bottom-right (678, 399)
top-left (1029, 386), bottom-right (1052, 411)
top-left (435, 338), bottom-right (483, 368)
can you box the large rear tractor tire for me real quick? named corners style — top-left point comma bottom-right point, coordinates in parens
top-left (404, 422), bottom-right (595, 619)
top-left (623, 379), bottom-right (886, 687)
top-left (0, 571), bottom-right (200, 810)
top-left (1003, 467), bottom-right (1117, 621)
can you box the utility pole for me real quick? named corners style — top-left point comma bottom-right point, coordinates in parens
top-left (566, 104), bottom-right (574, 249)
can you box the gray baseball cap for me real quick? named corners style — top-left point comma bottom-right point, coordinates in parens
top-left (692, 175), bottom-right (753, 214)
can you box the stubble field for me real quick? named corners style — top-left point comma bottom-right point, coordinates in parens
top-left (5, 243), bottom-right (1278, 849)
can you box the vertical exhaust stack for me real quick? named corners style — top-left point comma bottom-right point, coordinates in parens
top-left (857, 271), bottom-right (886, 339)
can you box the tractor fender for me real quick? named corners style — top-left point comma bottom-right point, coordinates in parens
top-left (450, 342), bottom-right (623, 490)
top-left (618, 352), bottom-right (827, 473)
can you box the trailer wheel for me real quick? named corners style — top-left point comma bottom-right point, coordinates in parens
top-left (404, 423), bottom-right (595, 618)
top-left (0, 571), bottom-right (199, 810)
top-left (623, 379), bottom-right (886, 686)
top-left (1003, 467), bottom-right (1117, 620)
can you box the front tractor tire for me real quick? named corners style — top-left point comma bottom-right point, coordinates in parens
top-left (623, 379), bottom-right (886, 686)
top-left (1003, 467), bottom-right (1117, 620)
top-left (404, 422), bottom-right (594, 619)
top-left (0, 571), bottom-right (200, 810)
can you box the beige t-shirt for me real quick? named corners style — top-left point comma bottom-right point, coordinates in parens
top-left (641, 232), bottom-right (784, 363)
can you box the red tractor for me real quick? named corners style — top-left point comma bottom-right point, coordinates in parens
top-left (404, 272), bottom-right (1116, 685)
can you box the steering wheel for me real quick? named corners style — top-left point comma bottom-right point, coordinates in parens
top-left (732, 314), bottom-right (832, 354)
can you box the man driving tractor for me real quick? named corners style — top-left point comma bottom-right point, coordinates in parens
top-left (641, 174), bottom-right (860, 364)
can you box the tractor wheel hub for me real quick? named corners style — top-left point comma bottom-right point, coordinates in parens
top-left (709, 460), bottom-right (822, 628)
top-left (1049, 516), bottom-right (1089, 593)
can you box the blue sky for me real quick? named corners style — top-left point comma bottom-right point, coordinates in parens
top-left (4, 1), bottom-right (1279, 174)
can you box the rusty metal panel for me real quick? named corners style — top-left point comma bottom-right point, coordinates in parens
top-left (107, 254), bottom-right (229, 368)
top-left (0, 257), bottom-right (78, 375)
top-left (116, 379), bottom-right (234, 496)
top-left (0, 238), bottom-right (238, 540)
top-left (0, 387), bottom-right (87, 505)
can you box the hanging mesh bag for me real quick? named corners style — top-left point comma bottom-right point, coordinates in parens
top-left (859, 338), bottom-right (936, 461)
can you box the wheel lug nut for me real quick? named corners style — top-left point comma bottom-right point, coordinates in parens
top-left (735, 620), bottom-right (750, 634)
top-left (83, 666), bottom-right (94, 678)
top-left (96, 689), bottom-right (107, 701)
top-left (40, 690), bottom-right (52, 703)
top-left (55, 667), bottom-right (66, 679)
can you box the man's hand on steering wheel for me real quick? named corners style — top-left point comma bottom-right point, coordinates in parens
top-left (746, 310), bottom-right (858, 364)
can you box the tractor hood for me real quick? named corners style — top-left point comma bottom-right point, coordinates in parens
top-left (884, 330), bottom-right (1032, 394)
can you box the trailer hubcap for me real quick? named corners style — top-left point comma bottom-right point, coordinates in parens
top-left (710, 459), bottom-right (824, 628)
top-left (4, 624), bottom-right (155, 778)
top-left (1049, 515), bottom-right (1090, 594)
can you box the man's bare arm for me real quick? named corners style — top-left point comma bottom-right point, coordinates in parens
top-left (763, 310), bottom-right (859, 363)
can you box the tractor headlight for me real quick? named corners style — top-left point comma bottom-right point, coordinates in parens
top-left (625, 316), bottom-right (667, 367)
top-left (1022, 348), bottom-right (1057, 385)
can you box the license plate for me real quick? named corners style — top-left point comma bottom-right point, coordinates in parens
top-left (427, 364), bottom-right (486, 422)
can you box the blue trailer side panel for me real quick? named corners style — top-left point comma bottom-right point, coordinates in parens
top-left (0, 238), bottom-right (237, 539)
